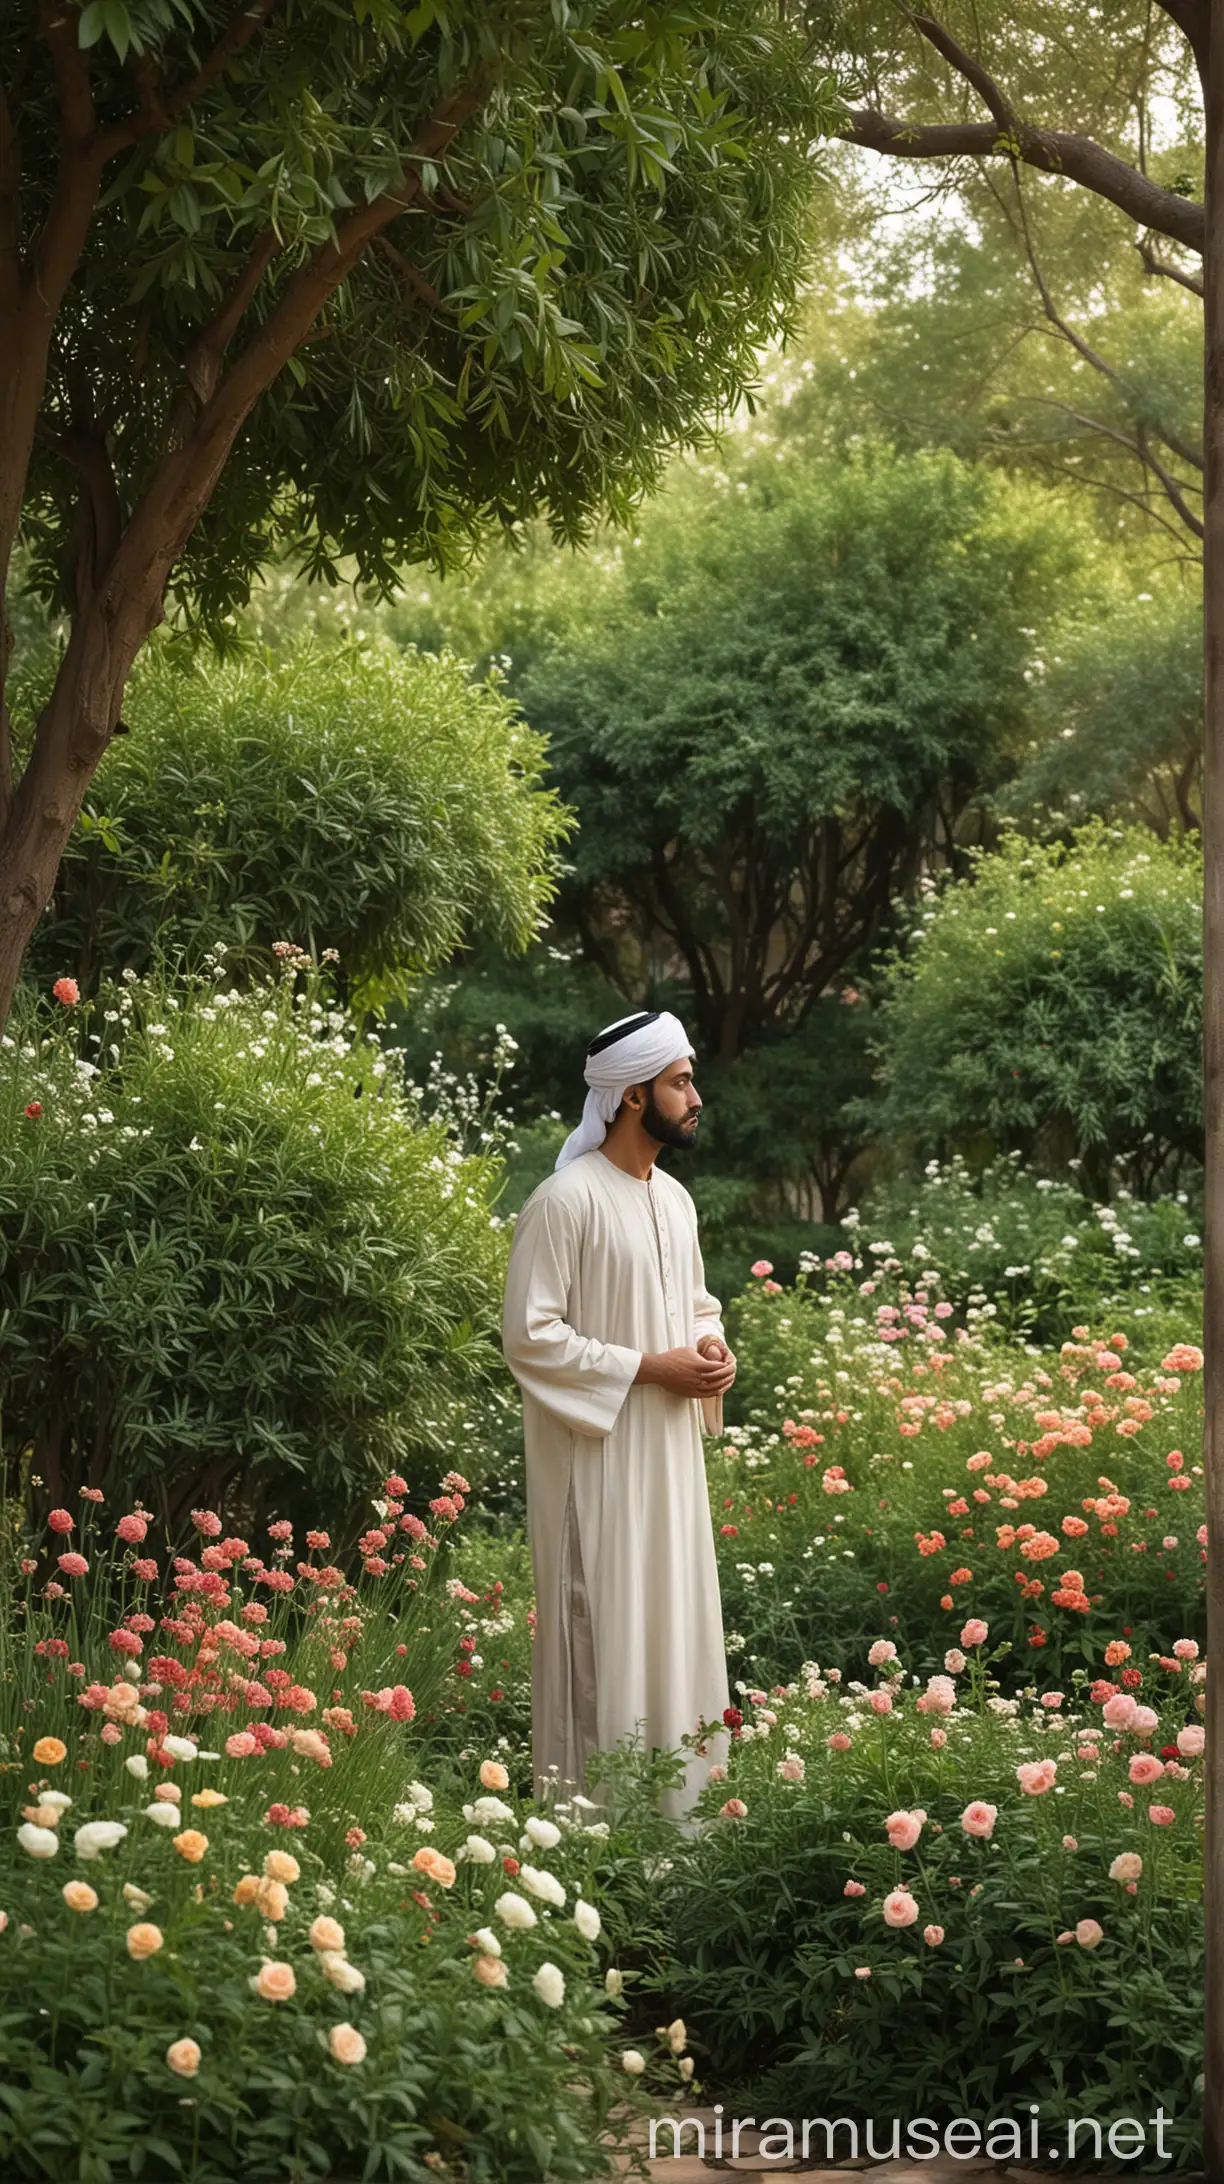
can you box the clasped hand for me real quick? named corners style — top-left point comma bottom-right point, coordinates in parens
top-left (636, 1334), bottom-right (737, 1397)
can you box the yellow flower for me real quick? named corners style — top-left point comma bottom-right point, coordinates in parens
top-left (62, 1881), bottom-right (98, 1913)
top-left (192, 1789), bottom-right (228, 1810)
top-left (33, 1737), bottom-right (67, 1767)
top-left (166, 2038), bottom-right (201, 2078)
top-left (172, 1830), bottom-right (208, 1864)
top-left (126, 1922), bottom-right (164, 1959)
top-left (263, 1849), bottom-right (300, 1885)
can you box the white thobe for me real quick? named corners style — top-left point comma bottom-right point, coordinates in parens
top-left (501, 1149), bottom-right (730, 1824)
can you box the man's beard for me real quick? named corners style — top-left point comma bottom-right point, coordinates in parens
top-left (642, 1090), bottom-right (699, 1152)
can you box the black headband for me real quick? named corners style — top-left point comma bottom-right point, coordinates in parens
top-left (585, 1010), bottom-right (661, 1057)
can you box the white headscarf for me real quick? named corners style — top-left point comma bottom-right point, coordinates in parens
top-left (554, 1010), bottom-right (694, 1171)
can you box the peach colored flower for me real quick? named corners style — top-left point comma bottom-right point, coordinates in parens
top-left (479, 1760), bottom-right (510, 1791)
top-left (1109, 1854), bottom-right (1142, 1883)
top-left (126, 1921), bottom-right (165, 1958)
top-left (263, 1850), bottom-right (300, 1885)
top-left (255, 1877), bottom-right (289, 1921)
top-left (328, 2022), bottom-right (367, 2064)
top-left (960, 1801), bottom-right (997, 1840)
top-left (62, 1881), bottom-right (98, 1913)
top-left (412, 1846), bottom-right (457, 1888)
top-left (1075, 1918), bottom-right (1103, 1949)
top-left (882, 1889), bottom-right (919, 1929)
top-left (473, 1951), bottom-right (508, 1987)
top-left (719, 1798), bottom-right (748, 1819)
top-left (868, 1690), bottom-right (893, 1715)
top-left (233, 1874), bottom-right (260, 1907)
top-left (166, 2038), bottom-right (201, 2077)
top-left (252, 1960), bottom-right (296, 2001)
top-left (309, 1914), bottom-right (346, 1953)
top-left (24, 1804), bottom-right (62, 1830)
top-left (173, 1830), bottom-right (208, 1864)
top-left (33, 1738), bottom-right (67, 1766)
top-left (192, 1789), bottom-right (228, 1809)
top-left (929, 1727), bottom-right (947, 1749)
top-left (853, 1966), bottom-right (872, 1980)
top-left (154, 1784), bottom-right (182, 1805)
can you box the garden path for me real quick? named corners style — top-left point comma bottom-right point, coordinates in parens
top-left (603, 2106), bottom-right (1066, 2183)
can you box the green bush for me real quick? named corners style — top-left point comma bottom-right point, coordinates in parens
top-left (868, 821), bottom-right (1202, 1193)
top-left (0, 961), bottom-right (513, 1522)
top-left (633, 1655), bottom-right (1203, 2160)
top-left (21, 640), bottom-right (566, 1005)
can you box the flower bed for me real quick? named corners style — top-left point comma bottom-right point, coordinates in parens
top-left (637, 1630), bottom-right (1204, 2160)
top-left (709, 1263), bottom-right (1205, 1687)
top-left (0, 1480), bottom-right (662, 2183)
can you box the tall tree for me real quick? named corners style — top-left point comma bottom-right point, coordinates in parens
top-left (818, 5), bottom-right (1222, 2166)
top-left (0, 0), bottom-right (830, 1023)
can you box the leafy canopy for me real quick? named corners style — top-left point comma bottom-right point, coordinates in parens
top-left (13, 0), bottom-right (834, 626)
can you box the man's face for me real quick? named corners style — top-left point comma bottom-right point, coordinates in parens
top-left (635, 1055), bottom-right (701, 1152)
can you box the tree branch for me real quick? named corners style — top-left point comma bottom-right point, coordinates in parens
top-left (1137, 234), bottom-right (1204, 297)
top-left (98, 0), bottom-right (282, 158)
top-left (988, 164), bottom-right (1206, 475)
top-left (839, 9), bottom-right (1205, 256)
top-left (1153, 0), bottom-right (1209, 86)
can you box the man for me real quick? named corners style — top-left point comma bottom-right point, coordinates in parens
top-left (502, 1008), bottom-right (736, 1825)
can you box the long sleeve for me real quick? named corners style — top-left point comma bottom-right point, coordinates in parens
top-left (690, 1217), bottom-right (724, 1436)
top-left (502, 1188), bottom-right (642, 1438)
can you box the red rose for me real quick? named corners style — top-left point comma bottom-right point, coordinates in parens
top-left (24, 1101), bottom-right (42, 1120)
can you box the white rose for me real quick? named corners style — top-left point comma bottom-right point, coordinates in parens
top-left (40, 1792), bottom-right (72, 1812)
top-left (406, 1782), bottom-right (434, 1812)
top-left (17, 1823), bottom-right (58, 1860)
top-left (143, 1803), bottom-right (181, 1830)
top-left (472, 1926), bottom-right (501, 1957)
top-left (392, 1803), bottom-right (418, 1827)
top-left (524, 1816), bottom-right (562, 1850)
top-left (471, 1795), bottom-right (514, 1825)
top-left (123, 1883), bottom-right (155, 1911)
top-left (494, 1891), bottom-right (537, 1931)
top-left (519, 1864), bottom-right (565, 1908)
top-left (124, 1756), bottom-right (150, 1782)
top-left (161, 1735), bottom-right (198, 1762)
top-left (320, 1952), bottom-right (366, 1995)
top-left (574, 1899), bottom-right (601, 1942)
top-left (533, 1961), bottom-right (565, 2008)
top-left (457, 1834), bottom-right (497, 1865)
top-left (605, 1968), bottom-right (624, 1997)
top-left (621, 2049), bottom-right (646, 2075)
top-left (74, 1820), bottom-right (128, 1860)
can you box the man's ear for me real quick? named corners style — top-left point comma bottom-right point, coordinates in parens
top-left (622, 1082), bottom-right (645, 1113)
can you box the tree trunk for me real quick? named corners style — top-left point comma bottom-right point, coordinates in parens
top-left (1203, 11), bottom-right (1224, 2177)
top-left (0, 620), bottom-right (135, 1020)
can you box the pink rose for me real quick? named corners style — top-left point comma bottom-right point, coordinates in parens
top-left (116, 1515), bottom-right (148, 1545)
top-left (225, 1731), bottom-right (259, 1759)
top-left (750, 1261), bottom-right (774, 1278)
top-left (1102, 1693), bottom-right (1138, 1729)
top-left (922, 1925), bottom-right (944, 1947)
top-left (1148, 1804), bottom-right (1176, 1826)
top-left (1016, 1760), bottom-right (1057, 1796)
top-left (960, 1619), bottom-right (989, 1648)
top-left (868, 1690), bottom-right (893, 1715)
top-left (57, 1553), bottom-right (88, 1578)
top-left (843, 1879), bottom-right (866, 1897)
top-left (1128, 1754), bottom-right (1163, 1787)
top-left (882, 1889), bottom-right (919, 1929)
top-left (960, 1801), bottom-right (997, 1840)
top-left (885, 1809), bottom-right (924, 1851)
top-left (1177, 1725), bottom-right (1205, 1758)
top-left (719, 1798), bottom-right (748, 1820)
top-left (52, 977), bottom-right (80, 1005)
top-left (1075, 1918), bottom-right (1103, 1949)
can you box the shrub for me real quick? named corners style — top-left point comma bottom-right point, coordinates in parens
top-left (638, 1646), bottom-right (1203, 2159)
top-left (868, 821), bottom-right (1202, 1194)
top-left (0, 1477), bottom-right (647, 2184)
top-left (21, 640), bottom-right (567, 1005)
top-left (0, 961), bottom-right (513, 1522)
